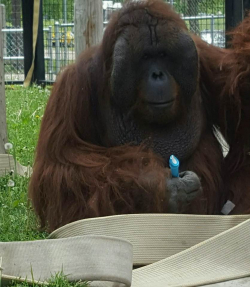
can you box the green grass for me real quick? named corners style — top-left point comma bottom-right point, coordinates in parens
top-left (1, 85), bottom-right (49, 242)
top-left (1, 85), bottom-right (89, 286)
top-left (5, 272), bottom-right (89, 287)
top-left (5, 85), bottom-right (50, 166)
top-left (0, 175), bottom-right (47, 242)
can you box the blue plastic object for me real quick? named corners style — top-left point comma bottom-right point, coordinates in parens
top-left (169, 155), bottom-right (179, 178)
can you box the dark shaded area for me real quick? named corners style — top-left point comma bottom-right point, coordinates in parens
top-left (225, 0), bottom-right (243, 48)
top-left (21, 0), bottom-right (45, 84)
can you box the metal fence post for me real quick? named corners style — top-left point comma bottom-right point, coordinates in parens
top-left (64, 26), bottom-right (68, 66)
top-left (211, 14), bottom-right (214, 45)
top-left (63, 0), bottom-right (68, 65)
top-left (0, 5), bottom-right (7, 154)
top-left (55, 21), bottom-right (60, 74)
top-left (48, 26), bottom-right (53, 81)
top-left (64, 33), bottom-right (68, 65)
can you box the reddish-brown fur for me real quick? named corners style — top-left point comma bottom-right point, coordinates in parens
top-left (29, 0), bottom-right (250, 232)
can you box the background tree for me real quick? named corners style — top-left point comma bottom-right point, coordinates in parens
top-left (43, 0), bottom-right (74, 22)
top-left (11, 0), bottom-right (21, 27)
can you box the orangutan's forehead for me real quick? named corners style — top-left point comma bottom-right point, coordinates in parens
top-left (118, 22), bottom-right (187, 52)
top-left (117, 8), bottom-right (176, 28)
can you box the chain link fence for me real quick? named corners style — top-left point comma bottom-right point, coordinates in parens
top-left (0, 0), bottom-right (225, 83)
top-left (43, 0), bottom-right (74, 82)
top-left (0, 1), bottom-right (24, 82)
top-left (173, 0), bottom-right (225, 47)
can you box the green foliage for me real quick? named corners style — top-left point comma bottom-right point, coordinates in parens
top-left (113, 0), bottom-right (225, 14)
top-left (0, 0), bottom-right (225, 25)
top-left (0, 0), bottom-right (12, 23)
top-left (174, 0), bottom-right (224, 15)
top-left (43, 0), bottom-right (74, 23)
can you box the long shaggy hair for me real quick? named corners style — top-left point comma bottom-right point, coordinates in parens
top-left (29, 0), bottom-right (250, 232)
